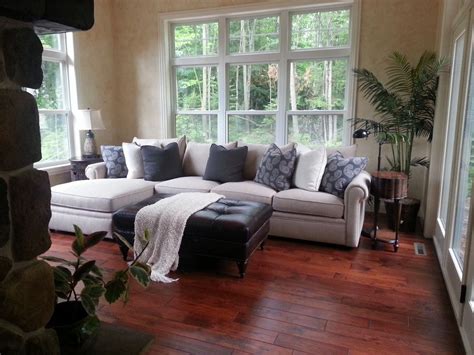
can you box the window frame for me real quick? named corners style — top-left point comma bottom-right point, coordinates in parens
top-left (34, 33), bottom-right (74, 169)
top-left (158, 0), bottom-right (360, 146)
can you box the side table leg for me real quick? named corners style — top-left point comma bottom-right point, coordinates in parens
top-left (372, 194), bottom-right (380, 249)
top-left (394, 198), bottom-right (401, 252)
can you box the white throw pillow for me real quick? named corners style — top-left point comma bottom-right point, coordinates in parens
top-left (122, 142), bottom-right (144, 179)
top-left (293, 146), bottom-right (327, 191)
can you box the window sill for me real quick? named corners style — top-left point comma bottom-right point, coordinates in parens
top-left (38, 163), bottom-right (71, 175)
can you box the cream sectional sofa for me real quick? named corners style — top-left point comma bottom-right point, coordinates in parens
top-left (50, 142), bottom-right (370, 247)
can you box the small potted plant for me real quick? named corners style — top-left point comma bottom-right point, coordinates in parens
top-left (353, 51), bottom-right (445, 232)
top-left (42, 225), bottom-right (151, 349)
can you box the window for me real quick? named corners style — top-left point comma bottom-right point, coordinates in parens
top-left (31, 34), bottom-right (72, 167)
top-left (166, 3), bottom-right (357, 146)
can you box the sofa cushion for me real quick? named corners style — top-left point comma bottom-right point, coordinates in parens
top-left (293, 146), bottom-right (327, 191)
top-left (320, 152), bottom-right (368, 198)
top-left (141, 143), bottom-right (183, 181)
top-left (237, 142), bottom-right (269, 180)
top-left (203, 144), bottom-right (248, 183)
top-left (133, 136), bottom-right (187, 160)
top-left (273, 188), bottom-right (344, 218)
top-left (255, 143), bottom-right (297, 191)
top-left (51, 179), bottom-right (156, 213)
top-left (326, 144), bottom-right (357, 158)
top-left (123, 142), bottom-right (144, 179)
top-left (155, 176), bottom-right (220, 194)
top-left (183, 141), bottom-right (237, 176)
top-left (101, 145), bottom-right (128, 178)
top-left (211, 181), bottom-right (276, 205)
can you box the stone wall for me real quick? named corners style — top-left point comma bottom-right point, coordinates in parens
top-left (0, 18), bottom-right (58, 355)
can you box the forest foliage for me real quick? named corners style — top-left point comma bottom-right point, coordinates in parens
top-left (174, 9), bottom-right (350, 147)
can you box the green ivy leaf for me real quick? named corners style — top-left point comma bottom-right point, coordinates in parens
top-left (129, 265), bottom-right (150, 288)
top-left (82, 284), bottom-right (105, 299)
top-left (73, 260), bottom-right (96, 282)
top-left (41, 255), bottom-right (75, 266)
top-left (90, 264), bottom-right (103, 278)
top-left (72, 225), bottom-right (86, 256)
top-left (84, 231), bottom-right (107, 251)
top-left (114, 232), bottom-right (133, 251)
top-left (104, 278), bottom-right (127, 304)
top-left (81, 294), bottom-right (98, 316)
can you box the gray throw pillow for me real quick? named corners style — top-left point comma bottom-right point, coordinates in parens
top-left (254, 143), bottom-right (297, 191)
top-left (101, 145), bottom-right (128, 178)
top-left (203, 144), bottom-right (248, 182)
top-left (141, 142), bottom-right (183, 181)
top-left (320, 152), bottom-right (368, 198)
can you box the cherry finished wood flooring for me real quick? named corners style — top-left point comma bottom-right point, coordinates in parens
top-left (47, 218), bottom-right (465, 354)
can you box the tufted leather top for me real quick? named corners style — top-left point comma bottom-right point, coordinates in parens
top-left (113, 194), bottom-right (273, 243)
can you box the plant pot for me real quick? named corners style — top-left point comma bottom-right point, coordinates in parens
top-left (46, 301), bottom-right (100, 348)
top-left (384, 198), bottom-right (420, 233)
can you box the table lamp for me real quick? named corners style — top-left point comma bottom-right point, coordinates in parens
top-left (77, 109), bottom-right (105, 158)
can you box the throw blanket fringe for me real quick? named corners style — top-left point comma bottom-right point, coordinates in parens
top-left (134, 192), bottom-right (223, 283)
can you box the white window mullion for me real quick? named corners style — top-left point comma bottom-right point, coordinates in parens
top-left (277, 10), bottom-right (289, 145)
top-left (218, 16), bottom-right (227, 144)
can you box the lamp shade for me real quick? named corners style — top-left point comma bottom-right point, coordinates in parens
top-left (76, 109), bottom-right (105, 131)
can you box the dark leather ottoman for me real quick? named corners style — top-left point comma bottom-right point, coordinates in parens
top-left (112, 194), bottom-right (272, 277)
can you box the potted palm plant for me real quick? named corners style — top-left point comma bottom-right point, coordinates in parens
top-left (354, 51), bottom-right (445, 232)
top-left (42, 225), bottom-right (151, 349)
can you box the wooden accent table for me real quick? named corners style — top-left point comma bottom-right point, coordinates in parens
top-left (69, 156), bottom-right (102, 181)
top-left (370, 171), bottom-right (408, 252)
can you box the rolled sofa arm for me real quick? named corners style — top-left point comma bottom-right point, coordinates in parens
top-left (85, 162), bottom-right (107, 180)
top-left (344, 171), bottom-right (371, 247)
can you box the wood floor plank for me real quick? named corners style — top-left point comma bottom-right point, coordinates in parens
top-left (46, 218), bottom-right (464, 354)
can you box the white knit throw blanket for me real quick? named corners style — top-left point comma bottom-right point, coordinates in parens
top-left (134, 192), bottom-right (223, 283)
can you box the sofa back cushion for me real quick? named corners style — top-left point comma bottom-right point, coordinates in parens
top-left (132, 136), bottom-right (187, 160)
top-left (183, 141), bottom-right (237, 176)
top-left (326, 144), bottom-right (356, 158)
top-left (203, 144), bottom-right (248, 183)
top-left (141, 143), bottom-right (183, 181)
top-left (237, 142), bottom-right (269, 180)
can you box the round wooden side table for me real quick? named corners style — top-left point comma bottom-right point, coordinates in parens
top-left (370, 171), bottom-right (408, 252)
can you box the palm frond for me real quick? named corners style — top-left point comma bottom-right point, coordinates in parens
top-left (410, 156), bottom-right (430, 168)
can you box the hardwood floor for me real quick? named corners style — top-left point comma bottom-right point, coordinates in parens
top-left (46, 217), bottom-right (465, 354)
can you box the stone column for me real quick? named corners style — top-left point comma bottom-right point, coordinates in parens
top-left (0, 18), bottom-right (59, 355)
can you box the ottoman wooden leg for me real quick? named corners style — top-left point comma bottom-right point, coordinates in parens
top-left (260, 241), bottom-right (265, 250)
top-left (237, 260), bottom-right (248, 278)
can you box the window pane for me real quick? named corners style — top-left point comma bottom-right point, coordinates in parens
top-left (176, 114), bottom-right (217, 143)
top-left (440, 33), bottom-right (466, 228)
top-left (174, 22), bottom-right (218, 57)
top-left (176, 66), bottom-right (218, 111)
top-left (291, 9), bottom-right (350, 50)
top-left (40, 34), bottom-right (61, 50)
top-left (229, 16), bottom-right (279, 54)
top-left (451, 48), bottom-right (474, 268)
top-left (289, 59), bottom-right (347, 110)
top-left (228, 63), bottom-right (278, 110)
top-left (288, 114), bottom-right (343, 147)
top-left (33, 61), bottom-right (65, 110)
top-left (39, 113), bottom-right (70, 162)
top-left (228, 114), bottom-right (276, 144)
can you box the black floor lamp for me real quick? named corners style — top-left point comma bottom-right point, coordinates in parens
top-left (352, 123), bottom-right (384, 241)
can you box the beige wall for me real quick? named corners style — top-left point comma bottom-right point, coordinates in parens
top-left (73, 0), bottom-right (441, 203)
top-left (73, 0), bottom-right (117, 149)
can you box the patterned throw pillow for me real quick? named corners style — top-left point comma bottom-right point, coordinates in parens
top-left (254, 143), bottom-right (297, 191)
top-left (320, 152), bottom-right (368, 198)
top-left (101, 145), bottom-right (128, 178)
